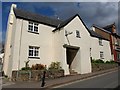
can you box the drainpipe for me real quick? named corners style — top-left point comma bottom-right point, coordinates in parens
top-left (17, 19), bottom-right (23, 78)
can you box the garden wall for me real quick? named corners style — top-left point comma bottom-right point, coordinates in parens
top-left (12, 69), bottom-right (64, 81)
top-left (92, 63), bottom-right (118, 72)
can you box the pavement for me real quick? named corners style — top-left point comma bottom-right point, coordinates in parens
top-left (2, 67), bottom-right (119, 89)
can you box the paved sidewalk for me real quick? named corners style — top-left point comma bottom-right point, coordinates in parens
top-left (2, 67), bottom-right (118, 89)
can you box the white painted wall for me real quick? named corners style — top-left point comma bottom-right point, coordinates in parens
top-left (3, 4), bottom-right (17, 76)
top-left (53, 29), bottom-right (69, 75)
top-left (90, 37), bottom-right (112, 61)
top-left (3, 4), bottom-right (112, 78)
top-left (54, 16), bottom-right (92, 74)
top-left (64, 16), bottom-right (92, 74)
top-left (3, 4), bottom-right (56, 77)
top-left (0, 53), bottom-right (4, 63)
top-left (11, 19), bottom-right (55, 71)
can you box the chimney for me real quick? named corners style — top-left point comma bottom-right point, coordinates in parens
top-left (112, 23), bottom-right (116, 34)
top-left (9, 4), bottom-right (17, 24)
top-left (10, 4), bottom-right (17, 15)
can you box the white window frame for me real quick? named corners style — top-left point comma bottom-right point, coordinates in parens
top-left (28, 46), bottom-right (40, 58)
top-left (100, 51), bottom-right (104, 59)
top-left (28, 21), bottom-right (39, 33)
top-left (99, 38), bottom-right (103, 46)
top-left (76, 30), bottom-right (80, 38)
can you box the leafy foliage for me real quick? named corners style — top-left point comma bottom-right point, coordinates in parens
top-left (48, 62), bottom-right (62, 70)
top-left (105, 60), bottom-right (116, 64)
top-left (91, 59), bottom-right (104, 63)
top-left (21, 67), bottom-right (31, 70)
top-left (95, 59), bottom-right (104, 63)
top-left (91, 59), bottom-right (116, 64)
top-left (31, 64), bottom-right (46, 70)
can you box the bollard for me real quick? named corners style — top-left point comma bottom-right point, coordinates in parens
top-left (41, 70), bottom-right (46, 87)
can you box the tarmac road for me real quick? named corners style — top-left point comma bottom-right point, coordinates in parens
top-left (2, 68), bottom-right (119, 89)
top-left (53, 70), bottom-right (119, 88)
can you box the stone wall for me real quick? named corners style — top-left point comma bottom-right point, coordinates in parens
top-left (12, 69), bottom-right (64, 81)
top-left (92, 63), bottom-right (118, 72)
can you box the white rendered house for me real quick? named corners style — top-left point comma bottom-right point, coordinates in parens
top-left (3, 4), bottom-right (112, 78)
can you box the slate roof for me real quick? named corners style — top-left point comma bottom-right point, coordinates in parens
top-left (102, 23), bottom-right (115, 33)
top-left (93, 24), bottom-right (120, 39)
top-left (13, 8), bottom-right (108, 40)
top-left (53, 14), bottom-right (78, 31)
top-left (92, 24), bottom-right (111, 34)
top-left (88, 30), bottom-right (109, 40)
top-left (13, 8), bottom-right (63, 27)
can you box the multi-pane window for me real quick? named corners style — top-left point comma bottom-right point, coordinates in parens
top-left (28, 21), bottom-right (39, 33)
top-left (76, 30), bottom-right (80, 38)
top-left (100, 51), bottom-right (104, 59)
top-left (99, 38), bottom-right (103, 46)
top-left (29, 46), bottom-right (39, 57)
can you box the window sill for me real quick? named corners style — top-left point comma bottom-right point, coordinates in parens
top-left (28, 57), bottom-right (40, 59)
top-left (99, 45), bottom-right (103, 46)
top-left (28, 31), bottom-right (39, 34)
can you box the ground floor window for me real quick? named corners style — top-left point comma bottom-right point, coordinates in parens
top-left (117, 52), bottom-right (120, 60)
top-left (28, 46), bottom-right (39, 58)
top-left (100, 51), bottom-right (104, 59)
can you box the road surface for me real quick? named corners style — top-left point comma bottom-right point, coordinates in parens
top-left (53, 70), bottom-right (119, 88)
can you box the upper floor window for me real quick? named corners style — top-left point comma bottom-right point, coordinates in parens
top-left (100, 51), bottom-right (104, 59)
top-left (99, 38), bottom-right (103, 46)
top-left (29, 46), bottom-right (40, 58)
top-left (76, 30), bottom-right (80, 38)
top-left (28, 21), bottom-right (39, 33)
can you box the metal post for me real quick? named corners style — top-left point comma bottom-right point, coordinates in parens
top-left (29, 70), bottom-right (31, 80)
top-left (41, 70), bottom-right (46, 87)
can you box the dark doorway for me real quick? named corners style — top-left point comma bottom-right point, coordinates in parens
top-left (66, 47), bottom-right (79, 69)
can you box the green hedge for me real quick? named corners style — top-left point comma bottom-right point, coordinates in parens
top-left (91, 59), bottom-right (116, 64)
top-left (91, 59), bottom-right (104, 63)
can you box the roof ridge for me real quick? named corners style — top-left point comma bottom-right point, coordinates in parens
top-left (92, 24), bottom-right (111, 34)
top-left (53, 14), bottom-right (80, 31)
top-left (102, 22), bottom-right (115, 29)
top-left (14, 8), bottom-right (63, 22)
top-left (13, 8), bottom-right (63, 27)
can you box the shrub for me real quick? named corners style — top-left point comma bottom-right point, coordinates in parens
top-left (105, 60), bottom-right (116, 64)
top-left (91, 59), bottom-right (104, 63)
top-left (48, 62), bottom-right (62, 70)
top-left (95, 59), bottom-right (104, 63)
top-left (105, 61), bottom-right (110, 64)
top-left (21, 67), bottom-right (31, 70)
top-left (31, 64), bottom-right (46, 70)
top-left (109, 60), bottom-right (116, 64)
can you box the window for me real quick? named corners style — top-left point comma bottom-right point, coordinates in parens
top-left (99, 38), bottom-right (103, 46)
top-left (76, 30), bottom-right (80, 38)
top-left (29, 46), bottom-right (39, 58)
top-left (28, 21), bottom-right (39, 33)
top-left (100, 51), bottom-right (104, 59)
top-left (117, 53), bottom-right (120, 60)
